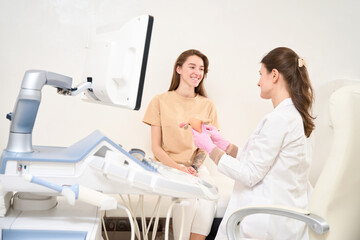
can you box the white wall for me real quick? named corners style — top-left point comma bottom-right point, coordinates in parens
top-left (0, 0), bottom-right (359, 185)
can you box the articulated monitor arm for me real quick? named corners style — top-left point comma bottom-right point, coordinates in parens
top-left (6, 70), bottom-right (90, 153)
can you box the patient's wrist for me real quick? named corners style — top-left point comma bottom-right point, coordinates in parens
top-left (191, 164), bottom-right (199, 172)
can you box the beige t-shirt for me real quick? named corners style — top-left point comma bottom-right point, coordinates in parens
top-left (143, 91), bottom-right (219, 166)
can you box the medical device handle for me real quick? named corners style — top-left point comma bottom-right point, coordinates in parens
top-left (6, 70), bottom-right (72, 153)
top-left (24, 174), bottom-right (117, 210)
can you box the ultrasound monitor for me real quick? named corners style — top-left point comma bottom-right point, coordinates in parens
top-left (83, 15), bottom-right (153, 110)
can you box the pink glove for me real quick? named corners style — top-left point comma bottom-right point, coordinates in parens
top-left (204, 125), bottom-right (230, 151)
top-left (191, 124), bottom-right (217, 154)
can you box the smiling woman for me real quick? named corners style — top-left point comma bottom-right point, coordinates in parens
top-left (142, 49), bottom-right (219, 240)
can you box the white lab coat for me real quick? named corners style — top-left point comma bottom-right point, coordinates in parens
top-left (215, 98), bottom-right (312, 240)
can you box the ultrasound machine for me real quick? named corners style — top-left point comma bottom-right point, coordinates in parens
top-left (0, 15), bottom-right (219, 240)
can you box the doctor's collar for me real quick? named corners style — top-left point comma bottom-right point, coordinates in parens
top-left (275, 98), bottom-right (293, 109)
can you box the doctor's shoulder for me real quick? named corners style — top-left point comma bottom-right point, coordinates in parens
top-left (268, 109), bottom-right (305, 137)
top-left (261, 110), bottom-right (295, 131)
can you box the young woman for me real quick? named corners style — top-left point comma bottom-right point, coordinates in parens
top-left (143, 49), bottom-right (219, 240)
top-left (192, 47), bottom-right (315, 240)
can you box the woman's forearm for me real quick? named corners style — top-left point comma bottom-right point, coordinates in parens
top-left (226, 143), bottom-right (238, 158)
top-left (152, 145), bottom-right (184, 171)
top-left (192, 149), bottom-right (207, 170)
top-left (209, 143), bottom-right (238, 165)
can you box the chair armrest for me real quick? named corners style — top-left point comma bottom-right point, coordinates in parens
top-left (226, 205), bottom-right (329, 239)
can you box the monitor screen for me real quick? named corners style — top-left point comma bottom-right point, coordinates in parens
top-left (83, 15), bottom-right (153, 110)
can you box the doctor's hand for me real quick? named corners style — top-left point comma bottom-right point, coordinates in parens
top-left (204, 125), bottom-right (230, 151)
top-left (191, 124), bottom-right (217, 154)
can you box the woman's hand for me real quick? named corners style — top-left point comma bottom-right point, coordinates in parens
top-left (186, 166), bottom-right (198, 177)
top-left (191, 124), bottom-right (217, 154)
top-left (204, 125), bottom-right (230, 151)
top-left (178, 165), bottom-right (198, 176)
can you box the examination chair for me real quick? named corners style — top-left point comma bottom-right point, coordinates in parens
top-left (226, 84), bottom-right (360, 240)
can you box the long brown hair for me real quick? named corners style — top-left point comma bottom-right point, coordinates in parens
top-left (261, 47), bottom-right (315, 137)
top-left (168, 49), bottom-right (209, 97)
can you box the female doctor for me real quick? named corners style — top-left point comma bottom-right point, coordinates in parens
top-left (192, 47), bottom-right (315, 240)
